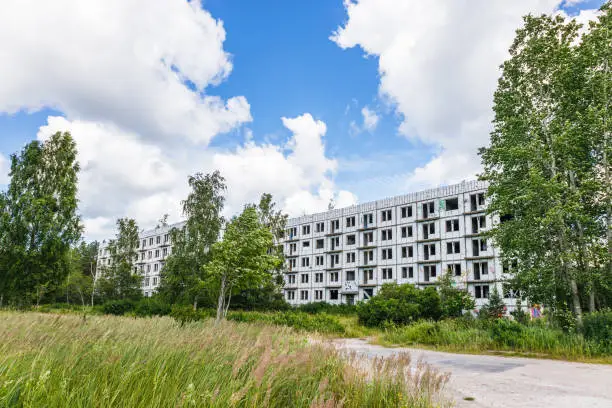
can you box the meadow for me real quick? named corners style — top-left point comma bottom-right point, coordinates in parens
top-left (0, 311), bottom-right (449, 408)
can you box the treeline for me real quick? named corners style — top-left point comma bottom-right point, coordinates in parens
top-left (479, 5), bottom-right (611, 322)
top-left (0, 133), bottom-right (289, 315)
top-left (96, 172), bottom-right (290, 321)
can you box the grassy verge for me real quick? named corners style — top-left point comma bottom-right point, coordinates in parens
top-left (0, 311), bottom-right (448, 407)
top-left (377, 319), bottom-right (612, 364)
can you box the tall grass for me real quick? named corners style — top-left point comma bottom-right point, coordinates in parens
top-left (0, 312), bottom-right (449, 407)
top-left (381, 318), bottom-right (612, 363)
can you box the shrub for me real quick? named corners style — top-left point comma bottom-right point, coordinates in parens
top-left (357, 283), bottom-right (442, 327)
top-left (582, 309), bottom-right (612, 348)
top-left (102, 300), bottom-right (136, 316)
top-left (438, 271), bottom-right (475, 318)
top-left (489, 318), bottom-right (524, 347)
top-left (134, 298), bottom-right (171, 317)
top-left (479, 287), bottom-right (506, 319)
top-left (549, 306), bottom-right (578, 333)
top-left (296, 302), bottom-right (357, 315)
top-left (227, 311), bottom-right (346, 335)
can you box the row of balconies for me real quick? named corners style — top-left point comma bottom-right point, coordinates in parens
top-left (285, 238), bottom-right (495, 268)
top-left (284, 261), bottom-right (498, 288)
top-left (285, 215), bottom-right (493, 251)
top-left (285, 193), bottom-right (489, 242)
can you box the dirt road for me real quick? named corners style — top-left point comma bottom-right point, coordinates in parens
top-left (333, 338), bottom-right (612, 408)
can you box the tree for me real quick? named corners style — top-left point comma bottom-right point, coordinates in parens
top-left (0, 131), bottom-right (82, 305)
top-left (158, 171), bottom-right (226, 309)
top-left (229, 194), bottom-right (289, 310)
top-left (438, 271), bottom-right (475, 318)
top-left (96, 218), bottom-right (141, 301)
top-left (479, 287), bottom-right (506, 319)
top-left (204, 206), bottom-right (282, 322)
top-left (479, 7), bottom-right (611, 322)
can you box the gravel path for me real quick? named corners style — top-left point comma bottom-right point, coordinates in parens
top-left (333, 338), bottom-right (612, 408)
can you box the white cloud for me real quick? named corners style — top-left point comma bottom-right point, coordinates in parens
top-left (37, 114), bottom-right (356, 240)
top-left (349, 105), bottom-right (380, 135)
top-left (332, 0), bottom-right (593, 189)
top-left (361, 107), bottom-right (380, 132)
top-left (0, 0), bottom-right (251, 145)
top-left (0, 154), bottom-right (9, 185)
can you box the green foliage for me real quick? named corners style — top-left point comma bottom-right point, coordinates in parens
top-left (227, 311), bottom-right (346, 335)
top-left (489, 319), bottom-right (524, 348)
top-left (229, 285), bottom-right (290, 311)
top-left (438, 271), bottom-right (475, 318)
top-left (357, 283), bottom-right (442, 327)
top-left (134, 298), bottom-right (172, 317)
top-left (96, 218), bottom-right (141, 301)
top-left (295, 302), bottom-right (357, 315)
top-left (0, 312), bottom-right (447, 407)
top-left (382, 317), bottom-right (611, 360)
top-left (479, 5), bottom-right (611, 318)
top-left (0, 132), bottom-right (81, 305)
top-left (582, 310), bottom-right (612, 348)
top-left (549, 306), bottom-right (578, 333)
top-left (205, 206), bottom-right (283, 321)
top-left (102, 299), bottom-right (136, 316)
top-left (158, 171), bottom-right (226, 308)
top-left (479, 287), bottom-right (506, 319)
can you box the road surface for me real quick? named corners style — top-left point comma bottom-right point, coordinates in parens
top-left (333, 338), bottom-right (612, 408)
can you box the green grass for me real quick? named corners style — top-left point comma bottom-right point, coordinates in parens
top-left (377, 319), bottom-right (612, 364)
top-left (0, 312), bottom-right (449, 407)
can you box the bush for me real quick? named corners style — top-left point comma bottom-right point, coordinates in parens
top-left (227, 311), bottom-right (346, 335)
top-left (295, 302), bottom-right (357, 315)
top-left (582, 309), bottom-right (612, 348)
top-left (438, 271), bottom-right (475, 318)
top-left (549, 306), bottom-right (577, 333)
top-left (169, 305), bottom-right (214, 325)
top-left (489, 318), bottom-right (524, 347)
top-left (102, 300), bottom-right (136, 316)
top-left (357, 283), bottom-right (442, 327)
top-left (134, 298), bottom-right (171, 317)
top-left (479, 287), bottom-right (506, 319)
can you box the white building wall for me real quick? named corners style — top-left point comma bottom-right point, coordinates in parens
top-left (281, 180), bottom-right (516, 311)
top-left (95, 221), bottom-right (186, 297)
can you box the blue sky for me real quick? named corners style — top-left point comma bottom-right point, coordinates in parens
top-left (0, 0), bottom-right (604, 239)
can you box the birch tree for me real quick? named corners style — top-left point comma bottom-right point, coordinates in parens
top-left (158, 171), bottom-right (225, 309)
top-left (205, 206), bottom-right (281, 322)
top-left (480, 6), bottom-right (611, 320)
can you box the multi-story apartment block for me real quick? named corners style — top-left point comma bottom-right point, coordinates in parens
top-left (96, 222), bottom-right (185, 297)
top-left (281, 180), bottom-right (515, 310)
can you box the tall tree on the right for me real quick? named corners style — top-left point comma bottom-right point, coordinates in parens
top-left (479, 5), bottom-right (611, 322)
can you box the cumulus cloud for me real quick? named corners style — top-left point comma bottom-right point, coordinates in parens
top-left (332, 0), bottom-right (598, 190)
top-left (37, 114), bottom-right (356, 240)
top-left (361, 107), bottom-right (380, 132)
top-left (0, 154), bottom-right (9, 185)
top-left (349, 106), bottom-right (380, 135)
top-left (0, 0), bottom-right (251, 145)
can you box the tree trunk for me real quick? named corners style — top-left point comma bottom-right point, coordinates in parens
top-left (589, 287), bottom-right (596, 313)
top-left (570, 278), bottom-right (583, 324)
top-left (216, 275), bottom-right (227, 323)
top-left (223, 286), bottom-right (232, 319)
top-left (193, 297), bottom-right (198, 311)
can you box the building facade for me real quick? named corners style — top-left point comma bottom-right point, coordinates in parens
top-left (96, 222), bottom-right (185, 297)
top-left (281, 180), bottom-right (516, 310)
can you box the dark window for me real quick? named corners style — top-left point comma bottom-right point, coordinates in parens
top-left (346, 216), bottom-right (356, 228)
top-left (445, 197), bottom-right (459, 211)
top-left (346, 270), bottom-right (355, 281)
top-left (401, 206), bottom-right (413, 218)
top-left (316, 239), bottom-right (324, 249)
top-left (329, 290), bottom-right (339, 300)
top-left (346, 234), bottom-right (356, 245)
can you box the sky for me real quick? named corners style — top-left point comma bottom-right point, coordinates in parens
top-left (0, 0), bottom-right (605, 240)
